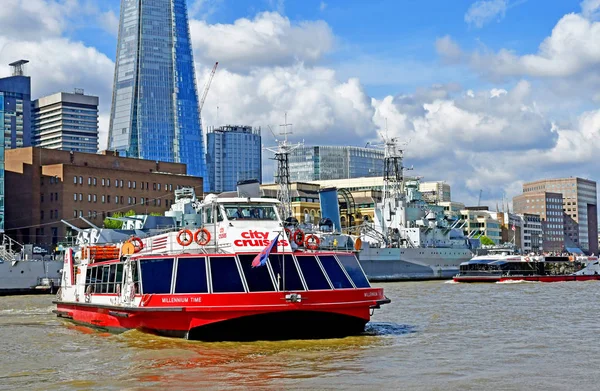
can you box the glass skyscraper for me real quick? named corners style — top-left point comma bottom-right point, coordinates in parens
top-left (0, 64), bottom-right (32, 232)
top-left (108, 0), bottom-right (205, 178)
top-left (288, 146), bottom-right (384, 182)
top-left (206, 125), bottom-right (262, 192)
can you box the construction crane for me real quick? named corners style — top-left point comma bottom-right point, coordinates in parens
top-left (478, 189), bottom-right (482, 206)
top-left (199, 62), bottom-right (218, 113)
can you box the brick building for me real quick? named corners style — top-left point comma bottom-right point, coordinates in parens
top-left (5, 147), bottom-right (202, 246)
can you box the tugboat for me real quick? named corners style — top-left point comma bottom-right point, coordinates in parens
top-left (53, 183), bottom-right (390, 341)
top-left (453, 249), bottom-right (600, 283)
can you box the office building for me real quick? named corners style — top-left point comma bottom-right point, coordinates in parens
top-left (518, 213), bottom-right (543, 253)
top-left (206, 125), bottom-right (261, 192)
top-left (107, 0), bottom-right (205, 178)
top-left (32, 90), bottom-right (99, 154)
top-left (288, 146), bottom-right (384, 182)
top-left (513, 191), bottom-right (564, 253)
top-left (0, 60), bottom-right (32, 150)
top-left (419, 181), bottom-right (451, 203)
top-left (514, 177), bottom-right (598, 254)
top-left (4, 147), bottom-right (202, 246)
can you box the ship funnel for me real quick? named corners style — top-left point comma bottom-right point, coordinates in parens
top-left (237, 179), bottom-right (261, 198)
top-left (319, 187), bottom-right (342, 232)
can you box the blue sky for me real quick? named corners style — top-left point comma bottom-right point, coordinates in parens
top-left (0, 0), bottom-right (599, 206)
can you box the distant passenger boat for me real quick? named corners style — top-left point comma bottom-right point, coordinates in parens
top-left (453, 250), bottom-right (600, 283)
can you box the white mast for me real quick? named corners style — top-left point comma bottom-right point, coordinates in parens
top-left (265, 113), bottom-right (303, 220)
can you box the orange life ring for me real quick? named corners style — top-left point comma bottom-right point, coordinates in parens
top-left (293, 229), bottom-right (305, 246)
top-left (194, 228), bottom-right (211, 246)
top-left (176, 229), bottom-right (193, 246)
top-left (304, 234), bottom-right (320, 250)
top-left (284, 228), bottom-right (292, 240)
top-left (524, 256), bottom-right (530, 262)
top-left (129, 237), bottom-right (144, 252)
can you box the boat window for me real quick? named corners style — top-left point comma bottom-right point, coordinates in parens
top-left (237, 254), bottom-right (276, 292)
top-left (336, 254), bottom-right (371, 288)
top-left (205, 207), bottom-right (223, 223)
top-left (295, 255), bottom-right (331, 290)
top-left (318, 255), bottom-right (353, 289)
top-left (209, 257), bottom-right (245, 293)
top-left (268, 254), bottom-right (306, 291)
top-left (107, 264), bottom-right (117, 293)
top-left (100, 265), bottom-right (110, 293)
top-left (115, 264), bottom-right (124, 287)
top-left (91, 267), bottom-right (100, 293)
top-left (174, 257), bottom-right (208, 294)
top-left (223, 203), bottom-right (278, 220)
top-left (140, 258), bottom-right (174, 294)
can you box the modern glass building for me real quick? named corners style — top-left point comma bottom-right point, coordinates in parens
top-left (108, 0), bottom-right (205, 178)
top-left (288, 146), bottom-right (384, 182)
top-left (33, 90), bottom-right (99, 154)
top-left (206, 125), bottom-right (262, 192)
top-left (0, 61), bottom-right (33, 232)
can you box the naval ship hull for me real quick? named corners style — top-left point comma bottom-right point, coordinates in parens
top-left (358, 247), bottom-right (473, 281)
top-left (0, 259), bottom-right (63, 295)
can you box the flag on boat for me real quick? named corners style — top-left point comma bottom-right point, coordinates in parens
top-left (252, 233), bottom-right (280, 267)
top-left (511, 225), bottom-right (516, 231)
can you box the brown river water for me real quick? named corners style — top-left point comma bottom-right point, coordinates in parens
top-left (1, 281), bottom-right (600, 391)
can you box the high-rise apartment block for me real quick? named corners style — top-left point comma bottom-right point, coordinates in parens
top-left (288, 146), bottom-right (384, 182)
top-left (513, 191), bottom-right (564, 253)
top-left (205, 125), bottom-right (262, 192)
top-left (108, 0), bottom-right (205, 178)
top-left (513, 177), bottom-right (598, 254)
top-left (33, 90), bottom-right (99, 154)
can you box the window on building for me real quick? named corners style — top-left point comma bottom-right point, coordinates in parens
top-left (141, 197), bottom-right (145, 205)
top-left (153, 183), bottom-right (157, 190)
top-left (115, 197), bottom-right (119, 204)
top-left (128, 181), bottom-right (131, 189)
top-left (74, 176), bottom-right (77, 184)
top-left (79, 176), bottom-right (83, 184)
top-left (120, 180), bottom-right (123, 188)
top-left (79, 193), bottom-right (83, 201)
top-left (106, 179), bottom-right (110, 188)
top-left (120, 196), bottom-right (124, 204)
top-left (88, 177), bottom-right (91, 185)
top-left (93, 178), bottom-right (97, 186)
top-left (55, 209), bottom-right (58, 218)
top-left (79, 210), bottom-right (83, 217)
top-left (41, 210), bottom-right (44, 220)
top-left (88, 194), bottom-right (91, 202)
top-left (93, 194), bottom-right (97, 203)
top-left (73, 194), bottom-right (77, 202)
top-left (55, 193), bottom-right (58, 201)
top-left (73, 210), bottom-right (77, 218)
top-left (115, 179), bottom-right (119, 188)
top-left (128, 197), bottom-right (132, 205)
top-left (133, 181), bottom-right (136, 189)
top-left (158, 183), bottom-right (161, 191)
top-left (141, 182), bottom-right (144, 190)
top-left (107, 195), bottom-right (111, 203)
top-left (41, 193), bottom-right (44, 203)
top-left (102, 178), bottom-right (105, 186)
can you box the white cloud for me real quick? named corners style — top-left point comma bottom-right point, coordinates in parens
top-left (464, 0), bottom-right (508, 28)
top-left (189, 12), bottom-right (334, 72)
top-left (320, 2), bottom-right (327, 11)
top-left (98, 10), bottom-right (119, 37)
top-left (435, 35), bottom-right (463, 63)
top-left (581, 0), bottom-right (600, 19)
top-left (0, 0), bottom-right (79, 40)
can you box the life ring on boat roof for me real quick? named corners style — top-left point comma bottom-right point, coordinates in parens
top-left (293, 229), bottom-right (305, 246)
top-left (194, 228), bottom-right (211, 246)
top-left (128, 236), bottom-right (144, 252)
top-left (176, 229), bottom-right (193, 246)
top-left (304, 234), bottom-right (320, 250)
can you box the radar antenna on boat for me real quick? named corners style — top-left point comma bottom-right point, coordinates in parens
top-left (264, 112), bottom-right (303, 220)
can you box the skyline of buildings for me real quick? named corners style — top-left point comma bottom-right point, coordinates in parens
top-left (205, 125), bottom-right (262, 193)
top-left (107, 0), bottom-right (206, 179)
top-left (32, 90), bottom-right (99, 154)
top-left (288, 145), bottom-right (384, 182)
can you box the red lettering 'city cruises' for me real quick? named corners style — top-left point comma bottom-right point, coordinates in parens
top-left (53, 184), bottom-right (390, 341)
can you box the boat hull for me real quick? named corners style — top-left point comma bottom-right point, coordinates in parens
top-left (453, 275), bottom-right (600, 283)
top-left (358, 247), bottom-right (473, 281)
top-left (0, 260), bottom-right (62, 296)
top-left (54, 288), bottom-right (386, 341)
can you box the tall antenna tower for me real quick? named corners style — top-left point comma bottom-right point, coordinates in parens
top-left (370, 122), bottom-right (410, 202)
top-left (265, 112), bottom-right (303, 220)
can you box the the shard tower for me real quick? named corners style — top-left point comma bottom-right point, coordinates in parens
top-left (108, 0), bottom-right (205, 178)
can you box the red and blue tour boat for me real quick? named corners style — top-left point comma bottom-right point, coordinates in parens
top-left (53, 187), bottom-right (390, 341)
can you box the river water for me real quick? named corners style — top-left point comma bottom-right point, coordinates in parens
top-left (1, 281), bottom-right (599, 390)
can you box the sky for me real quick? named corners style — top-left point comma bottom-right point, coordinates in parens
top-left (0, 0), bottom-right (599, 207)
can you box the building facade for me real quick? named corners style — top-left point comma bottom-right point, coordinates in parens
top-left (515, 177), bottom-right (598, 254)
top-left (0, 62), bottom-right (32, 150)
top-left (419, 181), bottom-right (451, 203)
top-left (206, 125), bottom-right (261, 192)
top-left (32, 90), bottom-right (99, 154)
top-left (513, 191), bottom-right (564, 253)
top-left (289, 146), bottom-right (384, 182)
top-left (518, 213), bottom-right (543, 253)
top-left (108, 0), bottom-right (205, 178)
top-left (4, 147), bottom-right (202, 246)
top-left (460, 207), bottom-right (502, 244)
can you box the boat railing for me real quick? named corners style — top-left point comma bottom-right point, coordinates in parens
top-left (0, 235), bottom-right (23, 262)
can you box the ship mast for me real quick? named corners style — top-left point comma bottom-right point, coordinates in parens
top-left (382, 135), bottom-right (405, 202)
top-left (265, 113), bottom-right (303, 220)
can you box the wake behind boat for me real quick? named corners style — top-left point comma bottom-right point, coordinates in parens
top-left (53, 184), bottom-right (390, 341)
